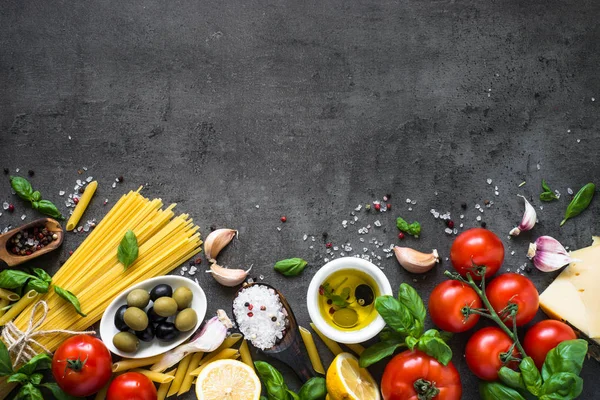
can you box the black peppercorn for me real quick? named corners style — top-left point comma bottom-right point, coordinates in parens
top-left (271, 316), bottom-right (277, 322)
top-left (322, 232), bottom-right (328, 239)
top-left (244, 302), bottom-right (249, 307)
top-left (117, 176), bottom-right (124, 182)
top-left (3, 168), bottom-right (8, 175)
top-left (209, 225), bottom-right (216, 232)
top-left (28, 170), bottom-right (34, 177)
top-left (461, 202), bottom-right (467, 210)
top-left (481, 221), bottom-right (487, 228)
top-left (525, 266), bottom-right (532, 274)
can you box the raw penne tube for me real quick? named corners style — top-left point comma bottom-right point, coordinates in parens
top-left (113, 354), bottom-right (165, 372)
top-left (0, 290), bottom-right (39, 326)
top-left (189, 349), bottom-right (240, 376)
top-left (167, 354), bottom-right (192, 396)
top-left (239, 339), bottom-right (254, 369)
top-left (66, 180), bottom-right (98, 231)
top-left (94, 378), bottom-right (113, 400)
top-left (310, 323), bottom-right (343, 356)
top-left (0, 288), bottom-right (19, 302)
top-left (131, 369), bottom-right (175, 384)
top-left (0, 299), bottom-right (10, 319)
top-left (213, 332), bottom-right (243, 353)
top-left (157, 369), bottom-right (176, 400)
top-left (345, 343), bottom-right (365, 356)
top-left (177, 352), bottom-right (204, 395)
top-left (299, 326), bottom-right (325, 374)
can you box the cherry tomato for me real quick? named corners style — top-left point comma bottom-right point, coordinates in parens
top-left (428, 281), bottom-right (482, 333)
top-left (51, 335), bottom-right (112, 397)
top-left (524, 320), bottom-right (577, 369)
top-left (107, 372), bottom-right (157, 400)
top-left (450, 228), bottom-right (504, 280)
top-left (486, 273), bottom-right (539, 327)
top-left (465, 326), bottom-right (519, 381)
top-left (381, 350), bottom-right (462, 400)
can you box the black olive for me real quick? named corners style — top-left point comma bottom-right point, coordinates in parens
top-left (136, 323), bottom-right (156, 342)
top-left (150, 284), bottom-right (173, 301)
top-left (147, 307), bottom-right (167, 323)
top-left (355, 284), bottom-right (374, 306)
top-left (155, 322), bottom-right (179, 341)
top-left (114, 305), bottom-right (129, 331)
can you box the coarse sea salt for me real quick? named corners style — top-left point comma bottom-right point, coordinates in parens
top-left (233, 285), bottom-right (288, 350)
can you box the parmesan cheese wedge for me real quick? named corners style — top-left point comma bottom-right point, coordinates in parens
top-left (540, 236), bottom-right (600, 342)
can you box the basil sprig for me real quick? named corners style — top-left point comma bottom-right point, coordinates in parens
top-left (0, 268), bottom-right (52, 295)
top-left (481, 339), bottom-right (588, 400)
top-left (54, 286), bottom-right (86, 317)
top-left (255, 361), bottom-right (326, 400)
top-left (117, 230), bottom-right (139, 270)
top-left (0, 341), bottom-right (77, 400)
top-left (359, 283), bottom-right (452, 368)
top-left (540, 179), bottom-right (559, 202)
top-left (560, 183), bottom-right (595, 226)
top-left (273, 258), bottom-right (308, 277)
top-left (9, 176), bottom-right (64, 220)
top-left (396, 217), bottom-right (421, 237)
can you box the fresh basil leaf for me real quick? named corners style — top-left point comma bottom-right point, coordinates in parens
top-left (540, 192), bottom-right (558, 202)
top-left (117, 230), bottom-right (139, 270)
top-left (416, 336), bottom-right (452, 366)
top-left (25, 268), bottom-right (52, 293)
top-left (10, 176), bottom-right (34, 201)
top-left (480, 381), bottom-right (526, 400)
top-left (14, 383), bottom-right (43, 400)
top-left (298, 377), bottom-right (326, 400)
top-left (405, 335), bottom-right (418, 350)
top-left (375, 296), bottom-right (414, 335)
top-left (274, 258), bottom-right (308, 277)
top-left (0, 339), bottom-right (14, 376)
top-left (54, 286), bottom-right (87, 317)
top-left (254, 361), bottom-right (290, 400)
top-left (31, 191), bottom-right (42, 202)
top-left (359, 341), bottom-right (401, 368)
top-left (29, 373), bottom-right (43, 385)
top-left (519, 357), bottom-right (542, 396)
top-left (542, 179), bottom-right (553, 193)
top-left (287, 390), bottom-right (300, 400)
top-left (379, 327), bottom-right (402, 342)
top-left (31, 268), bottom-right (52, 284)
top-left (17, 353), bottom-right (52, 376)
top-left (541, 339), bottom-right (587, 381)
top-left (540, 372), bottom-right (583, 399)
top-left (396, 217), bottom-right (421, 237)
top-left (7, 373), bottom-right (31, 384)
top-left (439, 331), bottom-right (453, 343)
top-left (498, 367), bottom-right (526, 391)
top-left (34, 200), bottom-right (64, 220)
top-left (397, 283), bottom-right (426, 326)
top-left (0, 270), bottom-right (35, 290)
top-left (421, 329), bottom-right (440, 339)
top-left (39, 383), bottom-right (80, 400)
top-left (561, 183), bottom-right (596, 226)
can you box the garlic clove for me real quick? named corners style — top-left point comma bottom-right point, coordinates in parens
top-left (528, 236), bottom-right (576, 272)
top-left (393, 247), bottom-right (439, 274)
top-left (204, 228), bottom-right (237, 263)
top-left (510, 195), bottom-right (537, 236)
top-left (208, 263), bottom-right (252, 287)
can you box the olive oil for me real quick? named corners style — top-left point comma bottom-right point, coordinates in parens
top-left (318, 269), bottom-right (380, 331)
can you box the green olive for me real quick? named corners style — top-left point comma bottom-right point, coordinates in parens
top-left (153, 297), bottom-right (178, 317)
top-left (113, 331), bottom-right (139, 353)
top-left (175, 308), bottom-right (198, 332)
top-left (172, 287), bottom-right (193, 310)
top-left (123, 307), bottom-right (149, 331)
top-left (127, 289), bottom-right (150, 309)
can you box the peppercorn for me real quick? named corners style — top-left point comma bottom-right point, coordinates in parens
top-left (386, 193), bottom-right (392, 200)
top-left (244, 302), bottom-right (249, 307)
top-left (209, 225), bottom-right (216, 232)
top-left (8, 204), bottom-right (14, 212)
top-left (194, 257), bottom-right (202, 264)
top-left (484, 199), bottom-right (490, 206)
top-left (271, 316), bottom-right (277, 322)
top-left (326, 242), bottom-right (332, 248)
top-left (78, 186), bottom-right (85, 194)
top-left (447, 220), bottom-right (455, 229)
top-left (318, 286), bottom-right (324, 295)
top-left (525, 266), bottom-right (532, 274)
top-left (365, 204), bottom-right (371, 211)
top-left (398, 232), bottom-right (405, 240)
top-left (247, 312), bottom-right (253, 317)
top-left (461, 202), bottom-right (467, 210)
top-left (374, 203), bottom-right (381, 211)
top-left (117, 176), bottom-right (124, 182)
top-left (3, 168), bottom-right (8, 175)
top-left (327, 299), bottom-right (332, 305)
top-left (481, 221), bottom-right (487, 228)
top-left (280, 216), bottom-right (287, 223)
top-left (248, 304), bottom-right (254, 311)
top-left (260, 305), bottom-right (266, 311)
top-left (73, 197), bottom-right (79, 204)
top-left (386, 203), bottom-right (392, 210)
top-left (329, 307), bottom-right (335, 315)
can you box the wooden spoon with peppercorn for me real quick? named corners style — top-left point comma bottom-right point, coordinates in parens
top-left (0, 218), bottom-right (64, 268)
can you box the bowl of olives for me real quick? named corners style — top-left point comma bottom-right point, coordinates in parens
top-left (99, 276), bottom-right (207, 358)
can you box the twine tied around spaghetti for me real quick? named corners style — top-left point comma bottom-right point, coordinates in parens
top-left (1, 300), bottom-right (96, 367)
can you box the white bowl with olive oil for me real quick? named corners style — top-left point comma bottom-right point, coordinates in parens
top-left (307, 257), bottom-right (393, 344)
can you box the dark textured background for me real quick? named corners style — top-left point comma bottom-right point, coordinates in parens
top-left (1, 0), bottom-right (600, 398)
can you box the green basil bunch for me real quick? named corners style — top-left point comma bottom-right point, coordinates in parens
top-left (396, 217), bottom-right (421, 238)
top-left (539, 180), bottom-right (559, 202)
top-left (274, 258), bottom-right (308, 277)
top-left (0, 268), bottom-right (52, 295)
top-left (9, 176), bottom-right (64, 220)
top-left (255, 361), bottom-right (326, 400)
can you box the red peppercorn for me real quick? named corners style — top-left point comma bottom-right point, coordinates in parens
top-left (318, 286), bottom-right (324, 295)
top-left (194, 257), bottom-right (202, 264)
top-left (25, 250), bottom-right (32, 255)
top-left (247, 312), bottom-right (254, 317)
top-left (374, 203), bottom-right (381, 211)
top-left (386, 203), bottom-right (392, 210)
top-left (398, 232), bottom-right (405, 240)
top-left (280, 216), bottom-right (287, 223)
top-left (446, 220), bottom-right (455, 229)
top-left (260, 305), bottom-right (266, 311)
top-left (73, 197), bottom-right (79, 204)
top-left (69, 250), bottom-right (73, 255)
top-left (8, 204), bottom-right (14, 212)
top-left (325, 242), bottom-right (332, 248)
top-left (248, 304), bottom-right (254, 310)
top-left (329, 307), bottom-right (335, 315)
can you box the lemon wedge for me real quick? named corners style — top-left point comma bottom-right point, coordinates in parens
top-left (326, 352), bottom-right (380, 400)
top-left (195, 359), bottom-right (261, 400)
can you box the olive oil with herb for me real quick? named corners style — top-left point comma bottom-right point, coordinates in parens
top-left (318, 269), bottom-right (379, 331)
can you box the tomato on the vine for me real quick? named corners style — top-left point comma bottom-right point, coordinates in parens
top-left (465, 326), bottom-right (519, 381)
top-left (524, 320), bottom-right (577, 369)
top-left (450, 228), bottom-right (504, 280)
top-left (51, 335), bottom-right (112, 397)
top-left (381, 350), bottom-right (462, 400)
top-left (107, 372), bottom-right (157, 400)
top-left (486, 273), bottom-right (539, 327)
top-left (428, 281), bottom-right (482, 333)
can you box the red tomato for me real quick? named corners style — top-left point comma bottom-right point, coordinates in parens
top-left (381, 350), bottom-right (462, 400)
top-left (450, 228), bottom-right (504, 280)
top-left (107, 372), bottom-right (157, 400)
top-left (51, 335), bottom-right (112, 397)
top-left (465, 327), bottom-right (519, 381)
top-left (428, 281), bottom-right (482, 332)
top-left (524, 320), bottom-right (577, 369)
top-left (486, 273), bottom-right (539, 327)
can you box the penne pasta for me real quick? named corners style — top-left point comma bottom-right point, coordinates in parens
top-left (213, 332), bottom-right (243, 354)
top-left (299, 326), bottom-right (325, 374)
top-left (345, 343), bottom-right (365, 356)
top-left (167, 353), bottom-right (192, 397)
top-left (0, 288), bottom-right (19, 302)
top-left (177, 352), bottom-right (204, 395)
top-left (113, 354), bottom-right (165, 372)
top-left (0, 290), bottom-right (39, 326)
top-left (239, 339), bottom-right (254, 369)
top-left (157, 369), bottom-right (177, 400)
top-left (310, 323), bottom-right (343, 356)
top-left (131, 369), bottom-right (175, 384)
top-left (94, 381), bottom-right (110, 400)
top-left (0, 299), bottom-right (10, 319)
top-left (66, 180), bottom-right (98, 231)
top-left (189, 348), bottom-right (240, 376)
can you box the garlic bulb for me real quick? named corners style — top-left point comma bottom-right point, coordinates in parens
top-left (527, 236), bottom-right (576, 272)
top-left (394, 247), bottom-right (439, 274)
top-left (208, 263), bottom-right (252, 287)
top-left (204, 228), bottom-right (237, 262)
top-left (510, 195), bottom-right (537, 236)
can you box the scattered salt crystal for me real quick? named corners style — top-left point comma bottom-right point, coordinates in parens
top-left (344, 246), bottom-right (352, 252)
top-left (567, 129), bottom-right (571, 133)
top-left (460, 223), bottom-right (464, 228)
top-left (340, 252), bottom-right (346, 257)
top-left (475, 204), bottom-right (481, 209)
top-left (540, 205), bottom-right (544, 210)
top-left (255, 204), bottom-right (260, 208)
top-left (460, 214), bottom-right (464, 219)
top-left (592, 97), bottom-right (596, 102)
top-left (311, 236), bottom-right (315, 242)
top-left (21, 214), bottom-right (26, 220)
top-left (333, 246), bottom-right (339, 251)
top-left (386, 253), bottom-right (394, 258)
top-left (444, 228), bottom-right (453, 234)
top-left (577, 139), bottom-right (581, 143)
top-left (83, 166), bottom-right (88, 171)
top-left (405, 198), bottom-right (411, 203)
top-left (83, 224), bottom-right (90, 232)
top-left (411, 199), bottom-right (417, 205)
top-left (476, 216), bottom-right (482, 221)
top-left (68, 136), bottom-right (72, 140)
top-left (374, 220), bottom-right (382, 227)
top-left (494, 191), bottom-right (499, 196)
top-left (111, 182), bottom-right (116, 188)
top-left (303, 234), bottom-right (308, 241)
top-left (537, 163), bottom-right (541, 170)
top-left (567, 188), bottom-right (573, 195)
top-left (354, 205), bottom-right (362, 211)
top-left (324, 258), bottom-right (329, 262)
top-left (554, 190), bottom-right (561, 199)
top-left (487, 178), bottom-right (492, 184)
top-left (2, 202), bottom-right (8, 210)
top-left (511, 251), bottom-right (515, 256)
top-left (430, 209), bottom-right (436, 214)
top-left (377, 256), bottom-right (382, 261)
top-left (76, 179), bottom-right (82, 186)
top-left (433, 212), bottom-right (439, 218)
top-left (86, 176), bottom-right (93, 182)
top-left (359, 238), bottom-right (365, 242)
top-left (180, 270), bottom-right (185, 275)
top-left (342, 220), bottom-right (348, 228)
top-left (408, 207), bottom-right (413, 211)
top-left (453, 228), bottom-right (458, 234)
top-left (182, 266), bottom-right (188, 272)
top-left (309, 245), bottom-right (314, 249)
top-left (276, 227), bottom-right (281, 231)
top-left (59, 191), bottom-right (65, 196)
top-left (353, 215), bottom-right (358, 222)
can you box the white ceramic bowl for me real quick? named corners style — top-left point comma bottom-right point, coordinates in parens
top-left (100, 276), bottom-right (207, 358)
top-left (307, 257), bottom-right (393, 344)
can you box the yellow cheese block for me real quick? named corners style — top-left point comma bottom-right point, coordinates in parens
top-left (539, 236), bottom-right (600, 341)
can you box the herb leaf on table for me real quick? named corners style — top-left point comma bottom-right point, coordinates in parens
top-left (54, 286), bottom-right (86, 317)
top-left (396, 217), bottom-right (421, 237)
top-left (9, 176), bottom-right (64, 220)
top-left (117, 230), bottom-right (139, 270)
top-left (274, 258), bottom-right (308, 277)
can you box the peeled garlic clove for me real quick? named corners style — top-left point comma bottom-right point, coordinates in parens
top-left (527, 236), bottom-right (575, 272)
top-left (204, 228), bottom-right (237, 262)
top-left (510, 195), bottom-right (537, 236)
top-left (208, 263), bottom-right (251, 287)
top-left (394, 247), bottom-right (439, 274)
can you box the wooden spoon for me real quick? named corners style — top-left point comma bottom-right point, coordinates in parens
top-left (233, 282), bottom-right (318, 382)
top-left (0, 218), bottom-right (64, 269)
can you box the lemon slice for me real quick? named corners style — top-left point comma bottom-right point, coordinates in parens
top-left (326, 352), bottom-right (380, 400)
top-left (195, 359), bottom-right (261, 400)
